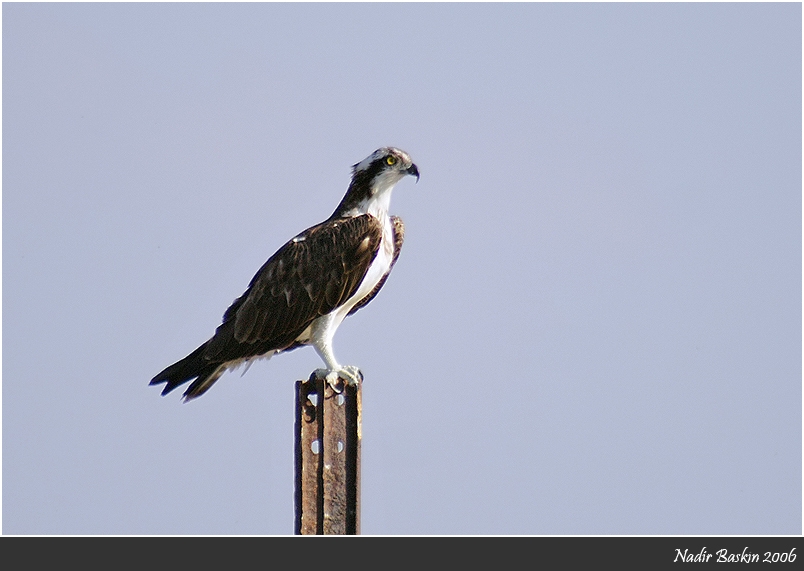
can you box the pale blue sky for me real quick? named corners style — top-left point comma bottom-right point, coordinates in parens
top-left (3, 2), bottom-right (801, 534)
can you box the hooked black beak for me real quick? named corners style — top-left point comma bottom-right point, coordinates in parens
top-left (407, 163), bottom-right (420, 183)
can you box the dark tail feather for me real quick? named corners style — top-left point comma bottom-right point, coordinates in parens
top-left (150, 343), bottom-right (224, 401)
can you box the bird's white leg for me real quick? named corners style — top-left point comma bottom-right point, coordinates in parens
top-left (312, 343), bottom-right (363, 389)
top-left (310, 314), bottom-right (362, 390)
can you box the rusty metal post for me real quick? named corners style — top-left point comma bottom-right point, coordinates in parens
top-left (295, 373), bottom-right (361, 535)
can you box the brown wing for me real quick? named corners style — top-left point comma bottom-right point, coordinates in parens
top-left (348, 215), bottom-right (404, 316)
top-left (203, 214), bottom-right (383, 362)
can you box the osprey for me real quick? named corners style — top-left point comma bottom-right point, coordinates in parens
top-left (151, 147), bottom-right (419, 401)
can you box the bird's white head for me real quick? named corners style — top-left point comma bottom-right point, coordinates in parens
top-left (352, 147), bottom-right (420, 192)
top-left (333, 147), bottom-right (419, 219)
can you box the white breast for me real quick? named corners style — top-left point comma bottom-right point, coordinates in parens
top-left (333, 212), bottom-right (394, 321)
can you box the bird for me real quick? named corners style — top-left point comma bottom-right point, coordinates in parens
top-left (150, 147), bottom-right (419, 402)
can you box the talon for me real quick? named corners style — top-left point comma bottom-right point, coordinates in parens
top-left (326, 371), bottom-right (342, 392)
top-left (312, 366), bottom-right (362, 391)
top-left (339, 366), bottom-right (363, 386)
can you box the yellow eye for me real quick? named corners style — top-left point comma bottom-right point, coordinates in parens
top-left (385, 155), bottom-right (397, 166)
